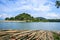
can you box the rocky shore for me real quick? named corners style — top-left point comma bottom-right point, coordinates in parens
top-left (0, 30), bottom-right (60, 40)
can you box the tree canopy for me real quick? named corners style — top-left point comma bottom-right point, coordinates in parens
top-left (5, 17), bottom-right (10, 20)
top-left (5, 13), bottom-right (47, 22)
top-left (56, 0), bottom-right (60, 8)
top-left (15, 13), bottom-right (32, 21)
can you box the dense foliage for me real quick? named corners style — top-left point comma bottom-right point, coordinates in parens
top-left (5, 17), bottom-right (10, 20)
top-left (53, 32), bottom-right (60, 40)
top-left (48, 19), bottom-right (60, 22)
top-left (56, 0), bottom-right (60, 8)
top-left (15, 13), bottom-right (33, 21)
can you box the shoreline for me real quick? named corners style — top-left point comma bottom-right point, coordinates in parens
top-left (0, 20), bottom-right (26, 22)
top-left (0, 20), bottom-right (60, 22)
top-left (0, 30), bottom-right (60, 32)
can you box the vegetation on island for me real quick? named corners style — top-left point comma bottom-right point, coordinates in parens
top-left (5, 13), bottom-right (48, 22)
top-left (5, 13), bottom-right (60, 22)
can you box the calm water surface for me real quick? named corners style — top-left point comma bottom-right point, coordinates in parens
top-left (0, 22), bottom-right (60, 31)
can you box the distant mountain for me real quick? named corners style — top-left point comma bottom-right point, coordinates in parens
top-left (36, 17), bottom-right (46, 20)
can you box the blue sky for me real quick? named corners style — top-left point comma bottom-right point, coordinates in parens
top-left (0, 0), bottom-right (60, 19)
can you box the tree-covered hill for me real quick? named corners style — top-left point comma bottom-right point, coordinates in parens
top-left (5, 13), bottom-right (60, 22)
top-left (5, 13), bottom-right (48, 22)
top-left (15, 13), bottom-right (33, 21)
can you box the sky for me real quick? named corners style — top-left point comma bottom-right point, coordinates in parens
top-left (0, 0), bottom-right (60, 19)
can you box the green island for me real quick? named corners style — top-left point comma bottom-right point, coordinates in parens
top-left (5, 13), bottom-right (60, 22)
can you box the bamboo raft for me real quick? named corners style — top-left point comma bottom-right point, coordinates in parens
top-left (0, 30), bottom-right (59, 40)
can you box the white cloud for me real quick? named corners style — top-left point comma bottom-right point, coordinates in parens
top-left (15, 4), bottom-right (51, 12)
top-left (47, 13), bottom-right (58, 17)
top-left (23, 0), bottom-right (53, 12)
top-left (0, 0), bottom-right (53, 12)
top-left (31, 13), bottom-right (40, 17)
top-left (46, 13), bottom-right (60, 19)
top-left (20, 1), bottom-right (26, 4)
top-left (32, 5), bottom-right (51, 11)
top-left (22, 0), bottom-right (52, 12)
top-left (0, 14), bottom-right (12, 18)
